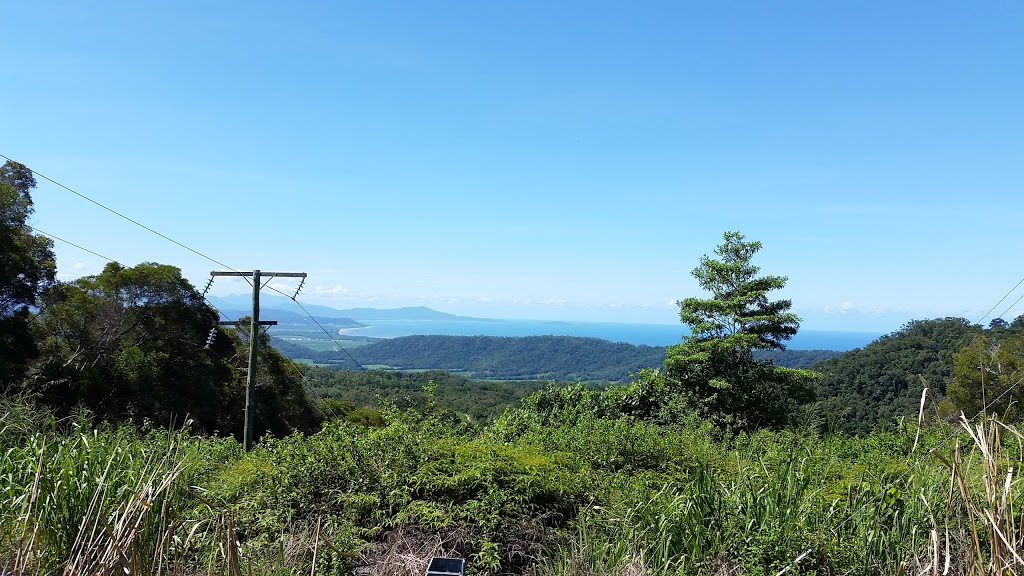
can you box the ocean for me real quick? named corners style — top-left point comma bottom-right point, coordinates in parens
top-left (338, 319), bottom-right (880, 351)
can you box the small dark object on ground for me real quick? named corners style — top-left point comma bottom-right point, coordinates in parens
top-left (424, 557), bottom-right (465, 576)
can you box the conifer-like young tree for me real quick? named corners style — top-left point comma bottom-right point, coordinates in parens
top-left (664, 231), bottom-right (816, 429)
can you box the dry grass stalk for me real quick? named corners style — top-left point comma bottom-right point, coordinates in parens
top-left (310, 516), bottom-right (322, 576)
top-left (931, 414), bottom-right (1024, 576)
top-left (914, 378), bottom-right (930, 453)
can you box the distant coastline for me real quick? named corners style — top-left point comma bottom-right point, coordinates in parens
top-left (336, 318), bottom-right (879, 350)
top-left (208, 296), bottom-right (884, 351)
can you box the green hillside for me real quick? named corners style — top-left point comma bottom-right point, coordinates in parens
top-left (351, 334), bottom-right (664, 380)
top-left (273, 334), bottom-right (842, 381)
top-left (811, 317), bottom-right (1024, 435)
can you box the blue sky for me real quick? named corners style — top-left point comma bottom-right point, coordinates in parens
top-left (3, 1), bottom-right (1022, 332)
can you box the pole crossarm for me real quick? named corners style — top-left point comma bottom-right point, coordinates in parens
top-left (210, 271), bottom-right (307, 278)
top-left (217, 320), bottom-right (278, 326)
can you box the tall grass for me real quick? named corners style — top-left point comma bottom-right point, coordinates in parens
top-left (533, 417), bottom-right (1024, 576)
top-left (533, 429), bottom-right (951, 576)
top-left (0, 394), bottom-right (256, 576)
top-left (5, 391), bottom-right (1024, 576)
top-left (0, 422), bottom-right (208, 574)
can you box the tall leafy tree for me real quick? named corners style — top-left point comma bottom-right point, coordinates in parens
top-left (664, 231), bottom-right (815, 429)
top-left (0, 161), bottom-right (56, 385)
top-left (33, 262), bottom-right (235, 428)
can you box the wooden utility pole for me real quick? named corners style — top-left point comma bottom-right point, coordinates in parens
top-left (210, 270), bottom-right (307, 451)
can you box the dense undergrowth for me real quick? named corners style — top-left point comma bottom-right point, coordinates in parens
top-left (2, 388), bottom-right (1022, 576)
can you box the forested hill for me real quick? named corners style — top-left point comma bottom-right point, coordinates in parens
top-left (356, 335), bottom-right (664, 381)
top-left (273, 334), bottom-right (841, 382)
top-left (812, 317), bottom-right (989, 435)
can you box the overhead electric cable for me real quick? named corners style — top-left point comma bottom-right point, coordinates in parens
top-left (996, 291), bottom-right (1024, 325)
top-left (771, 240), bottom-right (1024, 574)
top-left (271, 347), bottom-right (346, 422)
top-left (27, 224), bottom-right (235, 335)
top-left (1, 152), bottom-right (239, 272)
top-left (26, 155), bottom-right (1024, 566)
top-left (9, 156), bottom-right (350, 418)
top-left (264, 283), bottom-right (369, 372)
top-left (27, 225), bottom-right (114, 262)
top-left (12, 155), bottom-right (368, 373)
top-left (977, 276), bottom-right (1024, 325)
top-left (25, 224), bottom-right (343, 421)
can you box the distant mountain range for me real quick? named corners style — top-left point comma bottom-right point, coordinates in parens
top-left (214, 308), bottom-right (367, 328)
top-left (206, 295), bottom-right (490, 322)
top-left (207, 297), bottom-right (881, 350)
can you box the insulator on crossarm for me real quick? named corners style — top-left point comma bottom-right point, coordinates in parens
top-left (201, 277), bottom-right (215, 297)
top-left (204, 327), bottom-right (217, 349)
top-left (292, 277), bottom-right (306, 300)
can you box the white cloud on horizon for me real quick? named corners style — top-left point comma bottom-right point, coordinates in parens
top-left (315, 284), bottom-right (350, 296)
top-left (266, 281), bottom-right (298, 295)
top-left (508, 298), bottom-right (567, 306)
top-left (822, 301), bottom-right (884, 316)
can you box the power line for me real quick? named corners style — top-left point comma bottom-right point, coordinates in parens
top-left (30, 224), bottom-right (245, 341)
top-left (21, 155), bottom-right (1024, 567)
top-left (996, 290), bottom-right (1024, 324)
top-left (209, 308), bottom-right (343, 424)
top-left (15, 151), bottom-right (1024, 330)
top-left (275, 350), bottom-right (345, 423)
top-left (774, 257), bottom-right (1024, 573)
top-left (27, 225), bottom-right (114, 262)
top-left (264, 283), bottom-right (369, 372)
top-left (223, 316), bottom-right (346, 427)
top-left (26, 225), bottom-right (344, 425)
top-left (10, 156), bottom-right (354, 372)
top-left (27, 224), bottom-right (236, 341)
top-left (19, 150), bottom-right (345, 419)
top-left (23, 227), bottom-right (267, 395)
top-left (977, 276), bottom-right (1024, 325)
top-left (2, 152), bottom-right (239, 272)
top-left (775, 263), bottom-right (1024, 575)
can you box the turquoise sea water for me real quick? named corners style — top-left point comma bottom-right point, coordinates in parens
top-left (339, 319), bottom-right (880, 351)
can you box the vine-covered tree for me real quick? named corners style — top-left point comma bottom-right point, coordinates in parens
top-left (664, 231), bottom-right (815, 429)
top-left (0, 160), bottom-right (56, 385)
top-left (947, 334), bottom-right (1024, 420)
